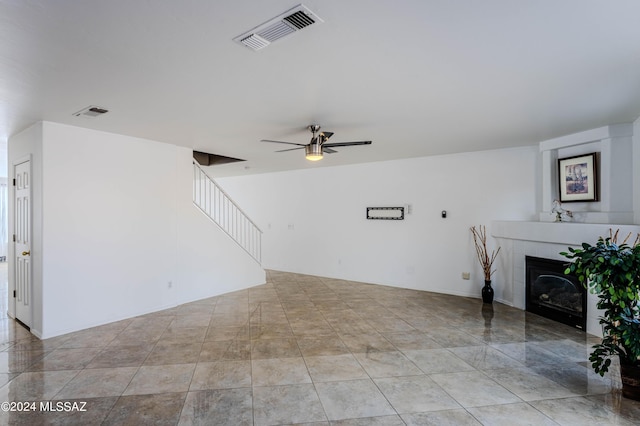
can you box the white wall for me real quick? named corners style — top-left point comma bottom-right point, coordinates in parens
top-left (176, 159), bottom-right (267, 302)
top-left (0, 141), bottom-right (8, 178)
top-left (217, 146), bottom-right (538, 301)
top-left (9, 122), bottom-right (265, 338)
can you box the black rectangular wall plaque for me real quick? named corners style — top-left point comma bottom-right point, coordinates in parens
top-left (366, 207), bottom-right (405, 220)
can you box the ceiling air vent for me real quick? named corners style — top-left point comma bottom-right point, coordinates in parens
top-left (72, 105), bottom-right (109, 118)
top-left (234, 4), bottom-right (323, 51)
top-left (283, 11), bottom-right (315, 29)
top-left (240, 34), bottom-right (270, 51)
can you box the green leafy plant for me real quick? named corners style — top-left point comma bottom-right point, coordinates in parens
top-left (561, 230), bottom-right (640, 375)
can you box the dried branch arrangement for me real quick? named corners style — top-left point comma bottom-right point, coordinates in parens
top-left (470, 225), bottom-right (501, 281)
top-left (609, 228), bottom-right (640, 247)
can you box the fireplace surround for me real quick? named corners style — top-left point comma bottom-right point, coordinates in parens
top-left (488, 123), bottom-right (638, 337)
top-left (492, 221), bottom-right (640, 336)
top-left (525, 256), bottom-right (586, 330)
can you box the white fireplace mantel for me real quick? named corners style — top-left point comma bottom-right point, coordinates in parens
top-left (492, 221), bottom-right (640, 246)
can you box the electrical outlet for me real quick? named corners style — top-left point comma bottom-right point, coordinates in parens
top-left (462, 272), bottom-right (470, 280)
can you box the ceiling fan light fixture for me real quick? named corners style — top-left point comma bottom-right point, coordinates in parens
top-left (263, 124), bottom-right (371, 161)
top-left (305, 144), bottom-right (323, 161)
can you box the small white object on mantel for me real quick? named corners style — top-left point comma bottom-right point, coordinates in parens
top-left (551, 200), bottom-right (573, 222)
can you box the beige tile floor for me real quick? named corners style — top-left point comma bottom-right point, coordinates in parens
top-left (0, 267), bottom-right (638, 425)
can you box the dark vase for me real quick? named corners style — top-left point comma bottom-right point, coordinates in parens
top-left (621, 362), bottom-right (640, 401)
top-left (482, 280), bottom-right (494, 304)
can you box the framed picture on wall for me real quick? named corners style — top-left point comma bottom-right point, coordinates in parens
top-left (558, 153), bottom-right (598, 202)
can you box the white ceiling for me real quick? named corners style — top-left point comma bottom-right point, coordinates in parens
top-left (2, 0), bottom-right (640, 176)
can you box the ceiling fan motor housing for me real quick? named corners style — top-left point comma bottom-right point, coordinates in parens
top-left (305, 143), bottom-right (323, 161)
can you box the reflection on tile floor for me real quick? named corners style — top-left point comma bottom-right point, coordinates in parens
top-left (1, 268), bottom-right (639, 425)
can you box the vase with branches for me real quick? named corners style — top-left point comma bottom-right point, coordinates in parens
top-left (471, 225), bottom-right (501, 303)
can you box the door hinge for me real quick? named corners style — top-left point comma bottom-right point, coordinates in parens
top-left (12, 178), bottom-right (15, 186)
top-left (12, 234), bottom-right (16, 242)
top-left (13, 290), bottom-right (16, 298)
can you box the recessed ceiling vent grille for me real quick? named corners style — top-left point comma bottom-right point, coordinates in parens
top-left (234, 4), bottom-right (323, 51)
top-left (240, 34), bottom-right (270, 50)
top-left (72, 105), bottom-right (109, 118)
top-left (283, 11), bottom-right (315, 29)
top-left (259, 21), bottom-right (296, 42)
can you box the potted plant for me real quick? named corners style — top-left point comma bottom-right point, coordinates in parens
top-left (560, 230), bottom-right (640, 400)
top-left (470, 225), bottom-right (501, 303)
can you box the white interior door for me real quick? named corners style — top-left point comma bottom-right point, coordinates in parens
top-left (14, 160), bottom-right (31, 328)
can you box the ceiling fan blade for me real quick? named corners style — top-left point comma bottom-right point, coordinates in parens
top-left (322, 147), bottom-right (338, 153)
top-left (323, 141), bottom-right (372, 148)
top-left (275, 147), bottom-right (306, 152)
top-left (261, 139), bottom-right (306, 147)
top-left (320, 131), bottom-right (334, 140)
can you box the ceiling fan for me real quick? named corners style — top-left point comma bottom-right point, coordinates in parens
top-left (261, 124), bottom-right (372, 161)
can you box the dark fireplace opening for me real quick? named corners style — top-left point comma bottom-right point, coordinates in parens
top-left (525, 256), bottom-right (586, 331)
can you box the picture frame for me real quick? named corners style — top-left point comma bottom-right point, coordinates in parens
top-left (558, 153), bottom-right (598, 202)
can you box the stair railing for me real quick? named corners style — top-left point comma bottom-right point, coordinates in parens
top-left (193, 161), bottom-right (262, 264)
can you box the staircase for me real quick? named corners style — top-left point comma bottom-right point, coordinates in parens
top-left (192, 161), bottom-right (262, 263)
